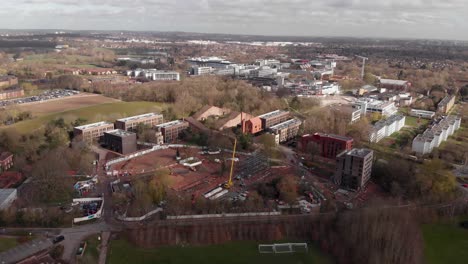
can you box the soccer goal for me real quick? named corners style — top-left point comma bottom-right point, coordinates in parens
top-left (258, 243), bottom-right (308, 253)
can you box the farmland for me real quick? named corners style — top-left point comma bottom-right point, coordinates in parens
top-left (3, 101), bottom-right (166, 133)
top-left (14, 93), bottom-right (119, 116)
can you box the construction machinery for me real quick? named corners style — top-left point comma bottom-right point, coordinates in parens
top-left (224, 138), bottom-right (237, 189)
top-left (355, 55), bottom-right (368, 80)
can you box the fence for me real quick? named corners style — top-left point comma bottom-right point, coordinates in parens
top-left (166, 211), bottom-right (281, 220)
top-left (116, 208), bottom-right (163, 222)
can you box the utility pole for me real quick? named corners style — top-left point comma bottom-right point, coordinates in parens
top-left (355, 55), bottom-right (368, 80)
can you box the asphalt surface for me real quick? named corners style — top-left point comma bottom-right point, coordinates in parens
top-left (0, 237), bottom-right (53, 264)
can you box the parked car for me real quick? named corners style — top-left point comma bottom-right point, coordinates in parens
top-left (52, 235), bottom-right (65, 244)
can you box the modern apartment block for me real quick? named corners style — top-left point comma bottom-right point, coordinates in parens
top-left (353, 98), bottom-right (398, 117)
top-left (127, 69), bottom-right (180, 81)
top-left (437, 95), bottom-right (455, 114)
top-left (410, 109), bottom-right (435, 119)
top-left (103, 129), bottom-right (137, 155)
top-left (334, 148), bottom-right (374, 191)
top-left (330, 105), bottom-right (361, 123)
top-left (300, 133), bottom-right (353, 159)
top-left (74, 121), bottom-right (115, 141)
top-left (258, 110), bottom-right (290, 129)
top-left (269, 119), bottom-right (302, 144)
top-left (115, 113), bottom-right (164, 131)
top-left (156, 120), bottom-right (189, 143)
top-left (412, 115), bottom-right (461, 155)
top-left (369, 115), bottom-right (406, 143)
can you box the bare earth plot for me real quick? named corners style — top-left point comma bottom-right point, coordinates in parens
top-left (14, 93), bottom-right (119, 116)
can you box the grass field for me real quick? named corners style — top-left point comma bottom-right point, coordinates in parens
top-left (107, 240), bottom-right (332, 264)
top-left (15, 94), bottom-right (119, 117)
top-left (4, 101), bottom-right (165, 133)
top-left (422, 217), bottom-right (468, 264)
top-left (0, 237), bottom-right (18, 252)
top-left (405, 116), bottom-right (429, 127)
top-left (77, 236), bottom-right (101, 264)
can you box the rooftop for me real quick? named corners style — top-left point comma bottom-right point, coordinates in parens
top-left (258, 110), bottom-right (289, 120)
top-left (313, 132), bottom-right (353, 142)
top-left (117, 113), bottom-right (162, 122)
top-left (438, 95), bottom-right (455, 107)
top-left (0, 189), bottom-right (16, 203)
top-left (0, 151), bottom-right (12, 161)
top-left (410, 109), bottom-right (436, 114)
top-left (269, 118), bottom-right (302, 130)
top-left (75, 121), bottom-right (114, 130)
top-left (156, 120), bottom-right (186, 128)
top-left (379, 79), bottom-right (409, 86)
top-left (347, 148), bottom-right (373, 158)
top-left (105, 129), bottom-right (136, 137)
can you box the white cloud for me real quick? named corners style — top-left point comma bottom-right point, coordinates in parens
top-left (0, 0), bottom-right (466, 40)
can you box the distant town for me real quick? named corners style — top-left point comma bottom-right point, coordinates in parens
top-left (0, 29), bottom-right (467, 264)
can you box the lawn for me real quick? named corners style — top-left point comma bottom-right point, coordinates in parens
top-left (107, 240), bottom-right (333, 264)
top-left (77, 235), bottom-right (101, 264)
top-left (422, 217), bottom-right (468, 264)
top-left (405, 116), bottom-right (429, 127)
top-left (0, 237), bottom-right (18, 252)
top-left (3, 101), bottom-right (165, 133)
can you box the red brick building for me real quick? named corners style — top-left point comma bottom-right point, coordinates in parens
top-left (242, 117), bottom-right (263, 134)
top-left (301, 133), bottom-right (353, 159)
top-left (0, 171), bottom-right (23, 188)
top-left (0, 152), bottom-right (13, 172)
top-left (0, 88), bottom-right (24, 100)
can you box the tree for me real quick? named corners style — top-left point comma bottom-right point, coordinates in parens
top-left (277, 176), bottom-right (297, 204)
top-left (54, 75), bottom-right (83, 90)
top-left (148, 169), bottom-right (172, 204)
top-left (258, 134), bottom-right (276, 158)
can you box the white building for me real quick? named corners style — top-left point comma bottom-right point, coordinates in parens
top-left (410, 109), bottom-right (436, 119)
top-left (369, 115), bottom-right (406, 143)
top-left (412, 115), bottom-right (461, 155)
top-left (127, 69), bottom-right (180, 81)
top-left (250, 66), bottom-right (278, 78)
top-left (353, 98), bottom-right (398, 117)
top-left (192, 66), bottom-right (212, 76)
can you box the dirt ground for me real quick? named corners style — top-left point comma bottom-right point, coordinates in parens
top-left (15, 93), bottom-right (118, 116)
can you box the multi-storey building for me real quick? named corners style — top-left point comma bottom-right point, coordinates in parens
top-left (269, 119), bottom-right (302, 144)
top-left (410, 109), bottom-right (435, 119)
top-left (369, 115), bottom-right (406, 143)
top-left (127, 69), bottom-right (180, 81)
top-left (191, 66), bottom-right (212, 76)
top-left (353, 98), bottom-right (398, 117)
top-left (115, 113), bottom-right (164, 131)
top-left (242, 117), bottom-right (263, 134)
top-left (74, 121), bottom-right (115, 141)
top-left (334, 148), bottom-right (374, 191)
top-left (412, 115), bottom-right (461, 155)
top-left (330, 105), bottom-right (361, 124)
top-left (437, 95), bottom-right (455, 114)
top-left (103, 129), bottom-right (137, 155)
top-left (156, 120), bottom-right (189, 143)
top-left (0, 88), bottom-right (24, 100)
top-left (378, 79), bottom-right (411, 91)
top-left (258, 110), bottom-right (290, 129)
top-left (300, 133), bottom-right (353, 159)
top-left (0, 75), bottom-right (18, 87)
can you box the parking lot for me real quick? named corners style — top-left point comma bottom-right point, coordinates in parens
top-left (0, 89), bottom-right (80, 107)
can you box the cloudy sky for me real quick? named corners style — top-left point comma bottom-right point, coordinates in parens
top-left (1, 0), bottom-right (467, 40)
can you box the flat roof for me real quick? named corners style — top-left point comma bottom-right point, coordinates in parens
top-left (0, 189), bottom-right (16, 203)
top-left (75, 121), bottom-right (114, 130)
top-left (117, 113), bottom-right (162, 122)
top-left (156, 120), bottom-right (187, 128)
top-left (438, 95), bottom-right (455, 106)
top-left (258, 110), bottom-right (289, 119)
top-left (314, 132), bottom-right (353, 142)
top-left (347, 148), bottom-right (373, 158)
top-left (269, 118), bottom-right (301, 130)
top-left (105, 129), bottom-right (136, 137)
top-left (379, 79), bottom-right (409, 86)
top-left (410, 109), bottom-right (435, 115)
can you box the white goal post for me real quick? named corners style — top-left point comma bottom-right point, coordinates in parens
top-left (258, 243), bottom-right (308, 253)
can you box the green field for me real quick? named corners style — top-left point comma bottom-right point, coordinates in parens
top-left (405, 116), bottom-right (429, 127)
top-left (107, 240), bottom-right (332, 264)
top-left (0, 237), bottom-right (18, 252)
top-left (422, 218), bottom-right (468, 264)
top-left (5, 101), bottom-right (165, 133)
top-left (77, 235), bottom-right (101, 264)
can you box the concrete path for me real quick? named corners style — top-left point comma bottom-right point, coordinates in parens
top-left (98, 231), bottom-right (111, 264)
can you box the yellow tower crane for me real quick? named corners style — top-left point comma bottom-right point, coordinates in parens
top-left (224, 138), bottom-right (237, 189)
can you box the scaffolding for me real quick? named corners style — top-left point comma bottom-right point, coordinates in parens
top-left (234, 152), bottom-right (269, 179)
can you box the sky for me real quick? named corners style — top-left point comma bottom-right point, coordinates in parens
top-left (0, 0), bottom-right (467, 40)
